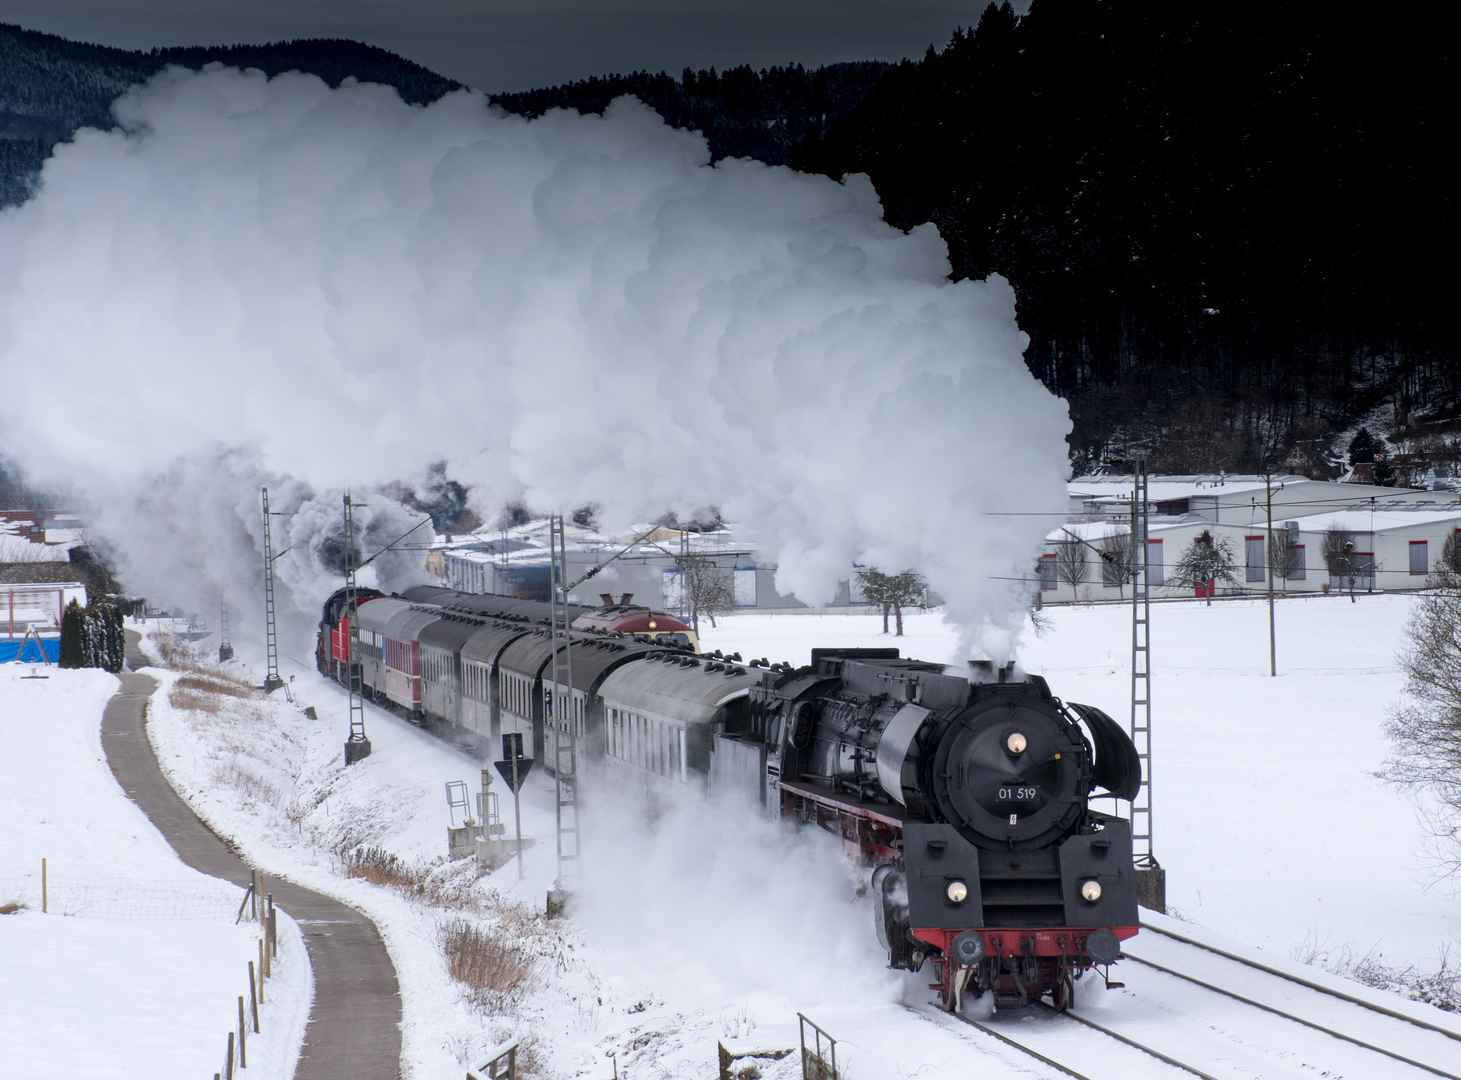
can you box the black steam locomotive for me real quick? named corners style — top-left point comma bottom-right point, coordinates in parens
top-left (754, 649), bottom-right (1142, 1011)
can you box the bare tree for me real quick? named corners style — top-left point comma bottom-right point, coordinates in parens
top-left (1054, 542), bottom-right (1090, 602)
top-left (1171, 529), bottom-right (1238, 605)
top-left (1323, 528), bottom-right (1360, 603)
top-left (1381, 563), bottom-right (1461, 880)
top-left (678, 554), bottom-right (735, 630)
top-left (1099, 531), bottom-right (1138, 597)
top-left (855, 566), bottom-right (927, 636)
top-left (1268, 527), bottom-right (1302, 588)
top-left (1439, 532), bottom-right (1461, 575)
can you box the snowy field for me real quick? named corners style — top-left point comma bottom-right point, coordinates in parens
top-left (138, 590), bottom-right (1460, 1078)
top-left (0, 663), bottom-right (309, 1080)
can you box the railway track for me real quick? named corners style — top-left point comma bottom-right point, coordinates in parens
top-left (947, 1006), bottom-right (1214, 1079)
top-left (1125, 920), bottom-right (1461, 1079)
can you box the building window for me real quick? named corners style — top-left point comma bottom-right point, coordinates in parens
top-left (1147, 539), bottom-right (1164, 586)
top-left (1288, 545), bottom-right (1306, 581)
top-left (1037, 554), bottom-right (1057, 592)
top-left (734, 565), bottom-right (757, 607)
top-left (1245, 535), bottom-right (1265, 583)
top-left (1410, 540), bottom-right (1428, 576)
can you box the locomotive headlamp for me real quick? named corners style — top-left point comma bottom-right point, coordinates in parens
top-left (1080, 879), bottom-right (1103, 903)
top-left (946, 880), bottom-right (969, 904)
top-left (1006, 732), bottom-right (1028, 755)
top-left (647, 620), bottom-right (658, 630)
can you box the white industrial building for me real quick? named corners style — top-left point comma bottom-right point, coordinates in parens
top-left (1039, 476), bottom-right (1461, 604)
top-left (436, 519), bottom-right (828, 612)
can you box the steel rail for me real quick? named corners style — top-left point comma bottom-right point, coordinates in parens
top-left (943, 1011), bottom-right (1093, 1080)
top-left (1125, 954), bottom-right (1460, 1079)
top-left (1046, 1007), bottom-right (1216, 1079)
top-left (1138, 921), bottom-right (1461, 1044)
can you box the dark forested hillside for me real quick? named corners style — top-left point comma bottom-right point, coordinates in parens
top-left (492, 62), bottom-right (888, 165)
top-left (3, 8), bottom-right (1456, 478)
top-left (0, 22), bottom-right (458, 201)
top-left (790, 2), bottom-right (1458, 476)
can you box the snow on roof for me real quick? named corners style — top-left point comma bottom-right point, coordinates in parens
top-left (1044, 521), bottom-right (1128, 543)
top-left (0, 562), bottom-right (82, 585)
top-left (447, 518), bottom-right (753, 566)
top-left (1295, 508), bottom-right (1461, 534)
top-left (1069, 474), bottom-right (1315, 502)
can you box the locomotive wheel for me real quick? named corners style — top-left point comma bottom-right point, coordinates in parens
top-left (1051, 973), bottom-right (1074, 1012)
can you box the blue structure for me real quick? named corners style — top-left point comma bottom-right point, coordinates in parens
top-left (0, 637), bottom-right (59, 663)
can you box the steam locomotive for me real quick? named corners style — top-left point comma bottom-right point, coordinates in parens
top-left (751, 649), bottom-right (1143, 1011)
top-left (316, 586), bottom-right (1142, 1011)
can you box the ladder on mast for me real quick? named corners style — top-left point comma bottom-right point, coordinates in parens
top-left (1129, 462), bottom-right (1164, 910)
top-left (548, 514), bottom-right (580, 894)
top-left (343, 492), bottom-right (372, 764)
top-left (260, 487), bottom-right (284, 692)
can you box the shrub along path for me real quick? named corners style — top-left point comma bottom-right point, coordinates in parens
top-left (104, 635), bottom-right (403, 1079)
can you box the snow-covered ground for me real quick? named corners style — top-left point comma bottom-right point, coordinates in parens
top-left (0, 662), bottom-right (309, 1080)
top-left (138, 592), bottom-right (1459, 1078)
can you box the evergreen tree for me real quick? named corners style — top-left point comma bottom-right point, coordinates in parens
top-left (59, 599), bottom-right (85, 669)
top-left (1349, 428), bottom-right (1378, 467)
top-left (1171, 530), bottom-right (1238, 605)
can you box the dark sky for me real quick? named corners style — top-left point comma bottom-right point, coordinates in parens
top-left (9, 2), bottom-right (995, 92)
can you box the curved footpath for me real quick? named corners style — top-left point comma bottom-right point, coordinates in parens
top-left (102, 650), bottom-right (403, 1079)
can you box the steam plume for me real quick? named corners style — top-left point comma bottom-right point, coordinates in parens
top-left (0, 65), bottom-right (1069, 656)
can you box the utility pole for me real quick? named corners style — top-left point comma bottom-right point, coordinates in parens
top-left (342, 492), bottom-right (372, 765)
top-left (1265, 474), bottom-right (1277, 677)
top-left (260, 488), bottom-right (285, 693)
top-left (1129, 461), bottom-right (1164, 912)
top-left (548, 513), bottom-right (579, 910)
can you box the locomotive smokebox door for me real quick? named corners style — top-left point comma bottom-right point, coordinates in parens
top-left (904, 823), bottom-right (983, 929)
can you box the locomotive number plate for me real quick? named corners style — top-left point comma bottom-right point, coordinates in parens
top-left (998, 786), bottom-right (1040, 802)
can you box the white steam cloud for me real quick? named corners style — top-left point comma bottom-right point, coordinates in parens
top-left (0, 65), bottom-right (1070, 656)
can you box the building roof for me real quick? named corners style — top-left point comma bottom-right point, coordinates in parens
top-left (1294, 509), bottom-right (1461, 534)
top-left (1070, 474), bottom-right (1315, 502)
top-left (1044, 522), bottom-right (1127, 543)
top-left (0, 562), bottom-right (81, 585)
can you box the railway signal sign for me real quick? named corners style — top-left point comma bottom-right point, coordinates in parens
top-left (496, 734), bottom-right (530, 880)
top-left (493, 756), bottom-right (534, 793)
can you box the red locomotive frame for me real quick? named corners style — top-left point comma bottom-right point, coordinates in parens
top-left (780, 777), bottom-right (1136, 1010)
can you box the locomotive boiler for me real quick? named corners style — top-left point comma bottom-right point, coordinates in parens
top-left (754, 649), bottom-right (1143, 1011)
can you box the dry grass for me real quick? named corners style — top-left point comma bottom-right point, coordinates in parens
top-left (167, 668), bottom-right (261, 713)
top-left (0, 900), bottom-right (26, 915)
top-left (440, 917), bottom-right (533, 1011)
top-left (175, 673), bottom-right (258, 699)
top-left (339, 844), bottom-right (527, 917)
top-left (169, 685), bottom-right (224, 713)
top-left (343, 846), bottom-right (428, 892)
top-left (212, 762), bottom-right (284, 809)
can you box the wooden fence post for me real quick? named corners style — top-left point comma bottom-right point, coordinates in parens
top-left (250, 871), bottom-right (257, 921)
top-left (238, 995), bottom-right (247, 1068)
top-left (225, 1032), bottom-right (235, 1080)
top-left (258, 938), bottom-right (267, 996)
top-left (41, 857), bottom-right (47, 914)
top-left (248, 962), bottom-right (260, 1033)
top-left (267, 896), bottom-right (277, 960)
